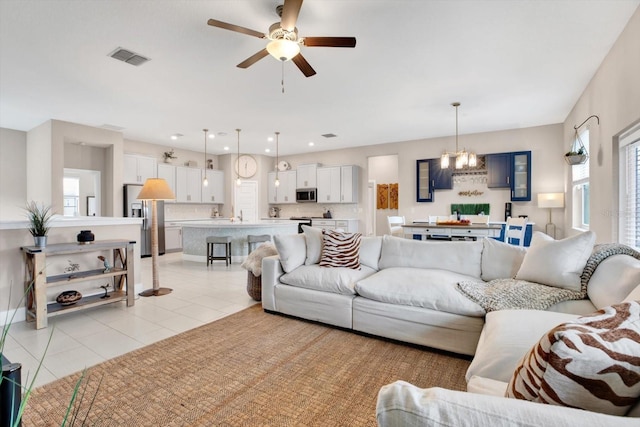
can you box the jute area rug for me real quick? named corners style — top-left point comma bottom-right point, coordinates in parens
top-left (24, 305), bottom-right (470, 426)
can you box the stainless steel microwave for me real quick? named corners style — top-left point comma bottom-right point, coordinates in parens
top-left (296, 188), bottom-right (317, 203)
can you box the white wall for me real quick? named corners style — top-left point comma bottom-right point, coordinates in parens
top-left (563, 6), bottom-right (640, 243)
top-left (0, 128), bottom-right (27, 219)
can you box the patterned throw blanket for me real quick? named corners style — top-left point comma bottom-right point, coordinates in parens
top-left (457, 243), bottom-right (640, 312)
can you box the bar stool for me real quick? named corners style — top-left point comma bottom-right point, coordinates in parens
top-left (206, 236), bottom-right (232, 266)
top-left (247, 234), bottom-right (271, 254)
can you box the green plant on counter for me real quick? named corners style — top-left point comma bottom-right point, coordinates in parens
top-left (24, 201), bottom-right (53, 237)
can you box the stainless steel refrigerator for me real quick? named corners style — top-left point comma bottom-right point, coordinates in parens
top-left (124, 184), bottom-right (165, 257)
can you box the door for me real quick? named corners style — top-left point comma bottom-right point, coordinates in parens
top-left (234, 181), bottom-right (258, 223)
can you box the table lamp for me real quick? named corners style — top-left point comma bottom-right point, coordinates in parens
top-left (537, 192), bottom-right (565, 239)
top-left (137, 178), bottom-right (175, 296)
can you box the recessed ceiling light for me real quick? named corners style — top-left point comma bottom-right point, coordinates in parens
top-left (265, 148), bottom-right (271, 153)
top-left (223, 146), bottom-right (229, 151)
top-left (308, 142), bottom-right (315, 146)
top-left (208, 133), bottom-right (215, 139)
top-left (267, 137), bottom-right (274, 142)
top-left (171, 133), bottom-right (183, 140)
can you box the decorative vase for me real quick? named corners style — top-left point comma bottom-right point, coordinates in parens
top-left (34, 235), bottom-right (47, 248)
top-left (164, 158), bottom-right (172, 164)
top-left (77, 230), bottom-right (95, 244)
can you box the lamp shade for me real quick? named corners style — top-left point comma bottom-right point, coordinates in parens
top-left (537, 192), bottom-right (564, 208)
top-left (137, 178), bottom-right (176, 200)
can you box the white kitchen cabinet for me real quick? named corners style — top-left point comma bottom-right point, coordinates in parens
top-left (296, 163), bottom-right (318, 188)
top-left (157, 164), bottom-right (176, 201)
top-left (165, 226), bottom-right (183, 252)
top-left (202, 169), bottom-right (225, 204)
top-left (268, 171), bottom-right (297, 204)
top-left (175, 166), bottom-right (202, 203)
top-left (123, 154), bottom-right (156, 184)
top-left (340, 165), bottom-right (359, 203)
top-left (317, 166), bottom-right (341, 203)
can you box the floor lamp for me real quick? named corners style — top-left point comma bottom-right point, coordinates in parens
top-left (138, 178), bottom-right (175, 297)
top-left (537, 192), bottom-right (565, 239)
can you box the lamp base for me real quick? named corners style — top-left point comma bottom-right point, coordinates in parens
top-left (139, 287), bottom-right (173, 297)
top-left (545, 223), bottom-right (556, 239)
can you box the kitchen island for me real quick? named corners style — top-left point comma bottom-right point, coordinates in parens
top-left (174, 219), bottom-right (298, 263)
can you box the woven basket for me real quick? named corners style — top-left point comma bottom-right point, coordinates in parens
top-left (246, 271), bottom-right (262, 301)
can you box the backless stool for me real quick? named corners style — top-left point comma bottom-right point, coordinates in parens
top-left (247, 234), bottom-right (271, 254)
top-left (206, 236), bottom-right (232, 266)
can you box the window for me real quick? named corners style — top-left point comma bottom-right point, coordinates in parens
top-left (571, 129), bottom-right (589, 229)
top-left (619, 126), bottom-right (640, 249)
top-left (63, 176), bottom-right (80, 217)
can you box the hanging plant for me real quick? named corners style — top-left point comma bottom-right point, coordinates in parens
top-left (565, 115), bottom-right (599, 165)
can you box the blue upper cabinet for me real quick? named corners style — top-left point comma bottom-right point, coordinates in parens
top-left (486, 153), bottom-right (511, 188)
top-left (486, 151), bottom-right (531, 201)
top-left (429, 158), bottom-right (453, 190)
top-left (511, 151), bottom-right (531, 201)
top-left (416, 159), bottom-right (433, 202)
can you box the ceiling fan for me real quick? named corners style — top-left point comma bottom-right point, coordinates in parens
top-left (207, 0), bottom-right (356, 77)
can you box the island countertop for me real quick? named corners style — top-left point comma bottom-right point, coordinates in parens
top-left (172, 219), bottom-right (298, 228)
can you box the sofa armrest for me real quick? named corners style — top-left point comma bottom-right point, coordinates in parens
top-left (376, 381), bottom-right (637, 427)
top-left (261, 255), bottom-right (284, 311)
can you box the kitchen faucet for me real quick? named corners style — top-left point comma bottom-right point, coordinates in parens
top-left (238, 210), bottom-right (243, 222)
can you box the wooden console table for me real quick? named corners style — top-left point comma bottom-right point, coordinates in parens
top-left (21, 240), bottom-right (135, 329)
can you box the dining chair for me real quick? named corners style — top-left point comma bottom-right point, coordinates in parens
top-left (387, 216), bottom-right (405, 237)
top-left (503, 217), bottom-right (527, 246)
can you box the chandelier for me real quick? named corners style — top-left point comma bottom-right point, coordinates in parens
top-left (440, 102), bottom-right (477, 169)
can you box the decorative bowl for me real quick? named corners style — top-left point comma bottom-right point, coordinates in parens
top-left (56, 290), bottom-right (82, 306)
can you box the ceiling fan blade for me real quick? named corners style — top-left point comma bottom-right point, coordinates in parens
top-left (207, 18), bottom-right (265, 39)
top-left (280, 0), bottom-right (303, 31)
top-left (292, 53), bottom-right (316, 77)
top-left (303, 37), bottom-right (357, 48)
top-left (237, 49), bottom-right (269, 68)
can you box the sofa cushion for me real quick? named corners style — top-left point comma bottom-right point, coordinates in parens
top-left (273, 233), bottom-right (306, 273)
top-left (481, 237), bottom-right (527, 281)
top-left (281, 264), bottom-right (377, 295)
top-left (378, 235), bottom-right (482, 278)
top-left (319, 229), bottom-right (362, 269)
top-left (515, 231), bottom-right (595, 292)
top-left (302, 225), bottom-right (323, 265)
top-left (355, 267), bottom-right (485, 317)
top-left (359, 236), bottom-right (382, 270)
top-left (466, 309), bottom-right (578, 383)
top-left (506, 301), bottom-right (640, 416)
top-left (587, 254), bottom-right (640, 309)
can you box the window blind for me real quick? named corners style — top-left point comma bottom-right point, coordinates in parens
top-left (621, 140), bottom-right (639, 248)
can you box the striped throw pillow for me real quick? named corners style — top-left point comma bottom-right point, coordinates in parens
top-left (506, 300), bottom-right (640, 416)
top-left (319, 229), bottom-right (362, 269)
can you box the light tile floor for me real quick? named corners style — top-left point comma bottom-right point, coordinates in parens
top-left (3, 252), bottom-right (256, 388)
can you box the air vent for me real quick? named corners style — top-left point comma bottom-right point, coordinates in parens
top-left (108, 47), bottom-right (150, 66)
top-left (100, 123), bottom-right (125, 131)
top-left (321, 133), bottom-right (337, 138)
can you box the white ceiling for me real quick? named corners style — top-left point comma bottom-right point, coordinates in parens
top-left (1, 0), bottom-right (638, 156)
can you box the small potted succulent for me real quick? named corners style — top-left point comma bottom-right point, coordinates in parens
top-left (25, 201), bottom-right (53, 247)
top-left (163, 149), bottom-right (178, 164)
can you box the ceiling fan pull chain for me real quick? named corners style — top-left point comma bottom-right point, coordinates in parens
top-left (281, 61), bottom-right (285, 94)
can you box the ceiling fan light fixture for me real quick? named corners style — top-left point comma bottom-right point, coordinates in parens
top-left (267, 39), bottom-right (300, 61)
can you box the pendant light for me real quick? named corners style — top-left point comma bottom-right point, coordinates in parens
top-left (202, 129), bottom-right (209, 187)
top-left (274, 131), bottom-right (280, 187)
top-left (440, 102), bottom-right (476, 169)
top-left (236, 129), bottom-right (242, 186)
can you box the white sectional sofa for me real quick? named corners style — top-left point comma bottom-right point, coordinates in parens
top-left (263, 229), bottom-right (640, 424)
top-left (262, 231), bottom-right (636, 356)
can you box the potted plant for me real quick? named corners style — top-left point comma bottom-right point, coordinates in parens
top-left (25, 201), bottom-right (53, 247)
top-left (163, 149), bottom-right (177, 164)
top-left (565, 146), bottom-right (588, 165)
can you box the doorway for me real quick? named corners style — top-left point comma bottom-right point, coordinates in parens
top-left (234, 181), bottom-right (258, 223)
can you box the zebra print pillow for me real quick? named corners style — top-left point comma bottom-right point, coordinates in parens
top-left (319, 229), bottom-right (362, 269)
top-left (506, 300), bottom-right (640, 416)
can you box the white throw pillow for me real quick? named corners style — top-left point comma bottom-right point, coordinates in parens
top-left (359, 236), bottom-right (382, 270)
top-left (273, 233), bottom-right (306, 273)
top-left (481, 237), bottom-right (527, 281)
top-left (301, 225), bottom-right (323, 265)
top-left (515, 231), bottom-right (595, 291)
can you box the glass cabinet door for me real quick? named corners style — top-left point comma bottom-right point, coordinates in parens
top-left (416, 160), bottom-right (433, 202)
top-left (511, 152), bottom-right (531, 201)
